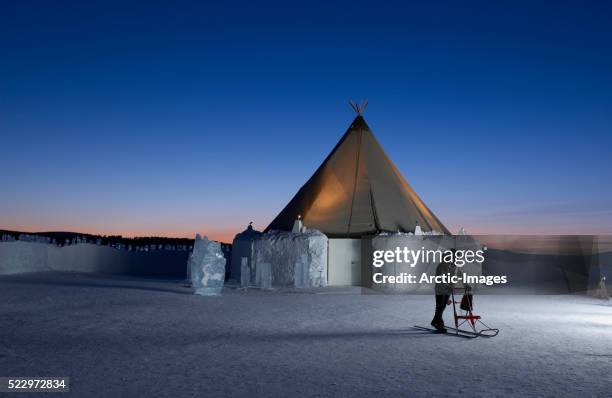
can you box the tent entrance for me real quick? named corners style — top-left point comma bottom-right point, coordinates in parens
top-left (328, 239), bottom-right (362, 286)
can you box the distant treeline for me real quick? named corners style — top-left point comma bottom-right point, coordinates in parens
top-left (0, 229), bottom-right (225, 248)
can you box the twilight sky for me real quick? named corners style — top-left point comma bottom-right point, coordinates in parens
top-left (1, 1), bottom-right (612, 242)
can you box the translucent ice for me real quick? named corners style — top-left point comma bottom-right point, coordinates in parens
top-left (190, 234), bottom-right (226, 296)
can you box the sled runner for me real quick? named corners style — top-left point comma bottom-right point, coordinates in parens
top-left (450, 286), bottom-right (499, 337)
top-left (411, 325), bottom-right (478, 339)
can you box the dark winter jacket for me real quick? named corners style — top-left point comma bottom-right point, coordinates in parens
top-left (434, 260), bottom-right (457, 295)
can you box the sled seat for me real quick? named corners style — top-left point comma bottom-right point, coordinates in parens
top-left (456, 314), bottom-right (481, 321)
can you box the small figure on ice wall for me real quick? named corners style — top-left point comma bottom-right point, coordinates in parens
top-left (597, 276), bottom-right (609, 300)
top-left (189, 234), bottom-right (226, 296)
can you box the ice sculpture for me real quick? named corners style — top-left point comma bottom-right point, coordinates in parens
top-left (190, 234), bottom-right (226, 295)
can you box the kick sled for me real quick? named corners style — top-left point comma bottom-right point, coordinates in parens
top-left (448, 285), bottom-right (499, 337)
top-left (414, 286), bottom-right (499, 338)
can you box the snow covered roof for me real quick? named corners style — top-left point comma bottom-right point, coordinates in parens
top-left (233, 224), bottom-right (262, 241)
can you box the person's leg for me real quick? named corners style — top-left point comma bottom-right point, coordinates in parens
top-left (431, 294), bottom-right (449, 330)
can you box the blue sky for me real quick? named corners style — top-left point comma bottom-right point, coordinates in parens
top-left (1, 1), bottom-right (611, 241)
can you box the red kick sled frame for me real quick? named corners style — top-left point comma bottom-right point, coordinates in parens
top-left (450, 286), bottom-right (499, 337)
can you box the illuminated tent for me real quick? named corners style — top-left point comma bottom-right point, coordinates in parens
top-left (266, 105), bottom-right (449, 237)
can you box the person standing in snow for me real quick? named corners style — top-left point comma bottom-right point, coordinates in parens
top-left (431, 256), bottom-right (457, 332)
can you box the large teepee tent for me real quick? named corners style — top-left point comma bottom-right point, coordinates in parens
top-left (266, 105), bottom-right (449, 237)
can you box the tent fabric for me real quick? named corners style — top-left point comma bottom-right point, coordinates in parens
top-left (265, 116), bottom-right (450, 237)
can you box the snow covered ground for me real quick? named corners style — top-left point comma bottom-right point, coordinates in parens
top-left (1, 272), bottom-right (611, 397)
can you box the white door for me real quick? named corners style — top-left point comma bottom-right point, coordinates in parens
top-left (328, 239), bottom-right (362, 286)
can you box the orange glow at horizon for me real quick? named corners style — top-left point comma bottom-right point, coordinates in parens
top-left (5, 221), bottom-right (609, 244)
